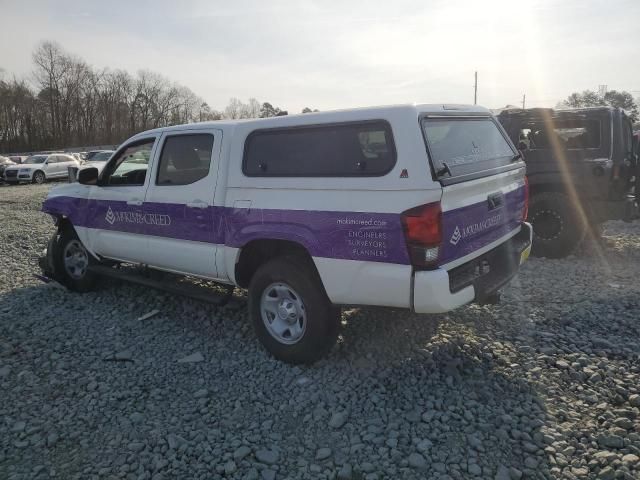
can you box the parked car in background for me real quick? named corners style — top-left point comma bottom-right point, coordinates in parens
top-left (85, 150), bottom-right (110, 161)
top-left (3, 153), bottom-right (80, 184)
top-left (83, 150), bottom-right (114, 173)
top-left (8, 155), bottom-right (28, 165)
top-left (0, 156), bottom-right (16, 180)
top-left (498, 107), bottom-right (638, 258)
top-left (40, 103), bottom-right (532, 363)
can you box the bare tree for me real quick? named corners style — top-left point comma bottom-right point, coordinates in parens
top-left (1, 41), bottom-right (292, 152)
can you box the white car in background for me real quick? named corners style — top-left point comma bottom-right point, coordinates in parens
top-left (83, 150), bottom-right (114, 173)
top-left (3, 153), bottom-right (80, 184)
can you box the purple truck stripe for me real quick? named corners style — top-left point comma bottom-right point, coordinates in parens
top-left (42, 185), bottom-right (525, 266)
top-left (42, 197), bottom-right (410, 265)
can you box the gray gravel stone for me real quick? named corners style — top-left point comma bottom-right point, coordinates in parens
top-left (233, 445), bottom-right (251, 460)
top-left (316, 447), bottom-right (332, 461)
top-left (408, 453), bottom-right (427, 470)
top-left (193, 388), bottom-right (208, 398)
top-left (128, 442), bottom-right (145, 452)
top-left (255, 449), bottom-right (279, 465)
top-left (261, 469), bottom-right (276, 480)
top-left (11, 421), bottom-right (26, 433)
top-left (223, 460), bottom-right (237, 475)
top-left (329, 411), bottom-right (349, 429)
top-left (337, 463), bottom-right (353, 479)
top-left (468, 463), bottom-right (482, 476)
top-left (177, 352), bottom-right (204, 363)
top-left (597, 435), bottom-right (624, 449)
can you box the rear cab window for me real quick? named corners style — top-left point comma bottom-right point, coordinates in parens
top-left (421, 116), bottom-right (516, 183)
top-left (243, 121), bottom-right (396, 177)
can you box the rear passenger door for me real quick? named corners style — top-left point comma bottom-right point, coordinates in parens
top-left (142, 129), bottom-right (222, 279)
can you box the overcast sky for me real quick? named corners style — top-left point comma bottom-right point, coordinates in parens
top-left (1, 0), bottom-right (639, 113)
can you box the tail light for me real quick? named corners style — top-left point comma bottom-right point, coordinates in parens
top-left (522, 176), bottom-right (529, 221)
top-left (401, 202), bottom-right (442, 268)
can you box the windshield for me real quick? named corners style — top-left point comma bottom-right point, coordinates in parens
top-left (91, 151), bottom-right (114, 162)
top-left (25, 155), bottom-right (48, 164)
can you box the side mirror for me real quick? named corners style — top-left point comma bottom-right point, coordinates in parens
top-left (78, 167), bottom-right (99, 185)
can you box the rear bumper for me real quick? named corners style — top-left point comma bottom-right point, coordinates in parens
top-left (413, 223), bottom-right (532, 313)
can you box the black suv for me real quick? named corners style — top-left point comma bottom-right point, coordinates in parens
top-left (498, 107), bottom-right (638, 258)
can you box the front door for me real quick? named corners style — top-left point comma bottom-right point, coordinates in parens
top-left (44, 156), bottom-right (60, 178)
top-left (86, 137), bottom-right (158, 263)
top-left (142, 129), bottom-right (222, 279)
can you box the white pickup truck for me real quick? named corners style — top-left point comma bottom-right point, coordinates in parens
top-left (40, 104), bottom-right (532, 363)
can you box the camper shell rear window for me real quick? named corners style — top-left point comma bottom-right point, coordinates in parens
top-left (243, 120), bottom-right (396, 177)
top-left (421, 116), bottom-right (516, 181)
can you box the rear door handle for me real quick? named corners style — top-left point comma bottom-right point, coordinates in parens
top-left (186, 201), bottom-right (208, 209)
top-left (126, 199), bottom-right (143, 206)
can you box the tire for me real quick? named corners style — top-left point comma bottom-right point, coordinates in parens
top-left (528, 191), bottom-right (587, 258)
top-left (248, 256), bottom-right (339, 364)
top-left (33, 171), bottom-right (45, 184)
top-left (53, 228), bottom-right (97, 292)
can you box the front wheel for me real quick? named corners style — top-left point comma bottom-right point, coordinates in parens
top-left (528, 191), bottom-right (587, 258)
top-left (248, 256), bottom-right (339, 364)
top-left (53, 229), bottom-right (97, 292)
top-left (33, 171), bottom-right (45, 184)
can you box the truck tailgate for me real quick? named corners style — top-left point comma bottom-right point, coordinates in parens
top-left (439, 167), bottom-right (527, 266)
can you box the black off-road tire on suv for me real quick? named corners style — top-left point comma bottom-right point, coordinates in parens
top-left (248, 256), bottom-right (340, 364)
top-left (528, 191), bottom-right (587, 258)
top-left (53, 228), bottom-right (97, 292)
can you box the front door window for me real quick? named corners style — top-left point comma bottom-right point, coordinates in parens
top-left (101, 140), bottom-right (155, 186)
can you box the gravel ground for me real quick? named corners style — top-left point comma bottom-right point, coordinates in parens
top-left (1, 183), bottom-right (639, 480)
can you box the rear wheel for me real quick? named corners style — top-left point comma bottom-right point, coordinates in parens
top-left (53, 228), bottom-right (97, 292)
top-left (529, 191), bottom-right (587, 258)
top-left (248, 256), bottom-right (339, 364)
top-left (33, 171), bottom-right (45, 184)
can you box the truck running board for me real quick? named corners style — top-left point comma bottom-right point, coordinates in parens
top-left (88, 265), bottom-right (236, 306)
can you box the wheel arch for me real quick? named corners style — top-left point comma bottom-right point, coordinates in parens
top-left (234, 238), bottom-right (319, 289)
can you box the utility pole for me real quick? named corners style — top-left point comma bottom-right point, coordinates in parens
top-left (474, 71), bottom-right (478, 105)
top-left (522, 94), bottom-right (526, 109)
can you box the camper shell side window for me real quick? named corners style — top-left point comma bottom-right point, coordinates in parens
top-left (242, 120), bottom-right (397, 177)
